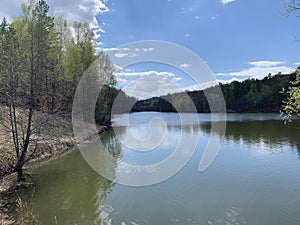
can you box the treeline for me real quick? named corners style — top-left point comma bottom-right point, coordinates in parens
top-left (0, 0), bottom-right (122, 180)
top-left (132, 72), bottom-right (297, 113)
top-left (96, 86), bottom-right (137, 124)
top-left (0, 0), bottom-right (117, 123)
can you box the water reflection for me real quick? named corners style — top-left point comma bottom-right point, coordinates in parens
top-left (21, 114), bottom-right (300, 225)
top-left (27, 131), bottom-right (122, 225)
top-left (167, 124), bottom-right (201, 134)
top-left (200, 120), bottom-right (300, 154)
top-left (111, 116), bottom-right (200, 185)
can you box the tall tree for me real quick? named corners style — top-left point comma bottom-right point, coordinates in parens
top-left (0, 0), bottom-right (117, 179)
top-left (281, 67), bottom-right (300, 121)
top-left (0, 18), bottom-right (25, 177)
top-left (46, 17), bottom-right (71, 112)
top-left (63, 21), bottom-right (97, 103)
top-left (281, 0), bottom-right (300, 119)
top-left (0, 0), bottom-right (55, 180)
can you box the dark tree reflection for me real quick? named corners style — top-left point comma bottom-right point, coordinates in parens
top-left (22, 130), bottom-right (123, 225)
top-left (200, 120), bottom-right (300, 155)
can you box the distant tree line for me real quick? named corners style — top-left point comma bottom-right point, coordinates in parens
top-left (96, 85), bottom-right (137, 124)
top-left (132, 72), bottom-right (297, 113)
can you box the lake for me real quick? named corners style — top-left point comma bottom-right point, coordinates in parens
top-left (22, 113), bottom-right (300, 225)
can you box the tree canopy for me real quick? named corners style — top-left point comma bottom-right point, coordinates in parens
top-left (281, 0), bottom-right (300, 120)
top-left (281, 67), bottom-right (300, 121)
top-left (132, 73), bottom-right (296, 114)
top-left (0, 0), bottom-right (118, 180)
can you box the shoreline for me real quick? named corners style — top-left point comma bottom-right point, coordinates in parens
top-left (0, 122), bottom-right (109, 224)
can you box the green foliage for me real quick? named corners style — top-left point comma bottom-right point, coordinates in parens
top-left (132, 73), bottom-right (296, 113)
top-left (281, 67), bottom-right (300, 121)
top-left (96, 85), bottom-right (137, 125)
top-left (281, 1), bottom-right (300, 120)
top-left (0, 0), bottom-right (118, 179)
top-left (0, 0), bottom-right (117, 117)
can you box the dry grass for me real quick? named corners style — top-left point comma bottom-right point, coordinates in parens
top-left (0, 107), bottom-right (75, 225)
top-left (0, 107), bottom-right (76, 178)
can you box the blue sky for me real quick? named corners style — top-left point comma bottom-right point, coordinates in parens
top-left (1, 0), bottom-right (299, 98)
top-left (96, 0), bottom-right (300, 98)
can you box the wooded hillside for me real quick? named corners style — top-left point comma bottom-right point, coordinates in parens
top-left (132, 73), bottom-right (297, 113)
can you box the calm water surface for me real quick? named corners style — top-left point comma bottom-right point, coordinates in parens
top-left (22, 113), bottom-right (300, 225)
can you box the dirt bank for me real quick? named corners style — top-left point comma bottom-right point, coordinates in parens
top-left (0, 111), bottom-right (109, 224)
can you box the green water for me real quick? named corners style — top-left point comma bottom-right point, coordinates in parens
top-left (22, 113), bottom-right (300, 225)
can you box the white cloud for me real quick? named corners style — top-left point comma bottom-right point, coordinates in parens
top-left (183, 80), bottom-right (220, 92)
top-left (116, 77), bottom-right (128, 84)
top-left (229, 66), bottom-right (293, 78)
top-left (103, 48), bottom-right (130, 52)
top-left (221, 0), bottom-right (236, 4)
top-left (113, 64), bottom-right (123, 71)
top-left (116, 70), bottom-right (181, 81)
top-left (215, 72), bottom-right (228, 76)
top-left (0, 0), bottom-right (109, 45)
top-left (104, 48), bottom-right (137, 58)
top-left (123, 78), bottom-right (221, 99)
top-left (217, 77), bottom-right (247, 84)
top-left (141, 48), bottom-right (154, 53)
top-left (123, 76), bottom-right (182, 99)
top-left (218, 61), bottom-right (294, 80)
top-left (116, 69), bottom-right (223, 98)
top-left (180, 63), bottom-right (192, 68)
top-left (103, 47), bottom-right (155, 58)
top-left (115, 70), bottom-right (183, 99)
top-left (115, 68), bottom-right (223, 98)
top-left (114, 52), bottom-right (138, 58)
top-left (103, 47), bottom-right (154, 54)
top-left (0, 0), bottom-right (108, 24)
top-left (48, 0), bottom-right (108, 26)
top-left (249, 61), bottom-right (285, 67)
top-left (114, 52), bottom-right (129, 58)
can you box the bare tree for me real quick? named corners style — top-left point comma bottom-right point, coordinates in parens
top-left (0, 0), bottom-right (54, 181)
top-left (284, 0), bottom-right (300, 14)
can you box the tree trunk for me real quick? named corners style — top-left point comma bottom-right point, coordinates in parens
top-left (14, 161), bottom-right (25, 182)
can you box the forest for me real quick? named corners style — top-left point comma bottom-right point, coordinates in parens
top-left (0, 0), bottom-right (299, 183)
top-left (132, 71), bottom-right (299, 113)
top-left (0, 0), bottom-right (124, 181)
top-left (0, 0), bottom-right (300, 224)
